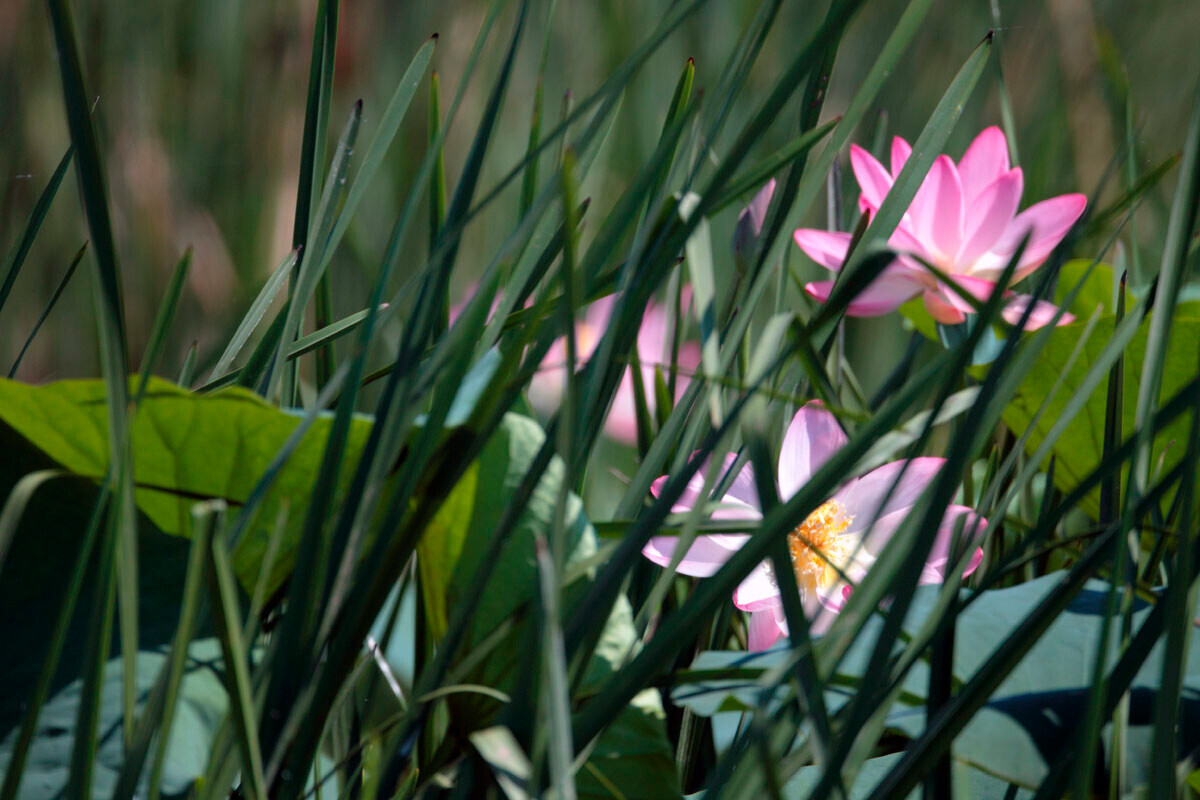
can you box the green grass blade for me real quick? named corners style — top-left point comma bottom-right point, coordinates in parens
top-left (708, 118), bottom-right (839, 214)
top-left (836, 33), bottom-right (991, 286)
top-left (109, 504), bottom-right (211, 800)
top-left (45, 0), bottom-right (140, 751)
top-left (135, 247), bottom-right (192, 403)
top-left (0, 146), bottom-right (73, 315)
top-left (0, 480), bottom-right (110, 800)
top-left (285, 0), bottom-right (339, 403)
top-left (207, 248), bottom-right (298, 382)
top-left (177, 341), bottom-right (198, 387)
top-left (428, 67), bottom-right (447, 261)
top-left (534, 537), bottom-right (577, 800)
top-left (311, 104), bottom-right (362, 393)
top-left (519, 0), bottom-right (557, 219)
top-left (1129, 78), bottom-right (1200, 500)
top-left (643, 56), bottom-right (695, 219)
top-left (203, 503), bottom-right (268, 799)
top-left (8, 241), bottom-right (87, 378)
top-left (66, 520), bottom-right (118, 800)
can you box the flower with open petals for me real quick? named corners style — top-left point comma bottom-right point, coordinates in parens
top-left (641, 402), bottom-right (987, 650)
top-left (528, 292), bottom-right (701, 444)
top-left (794, 126), bottom-right (1086, 329)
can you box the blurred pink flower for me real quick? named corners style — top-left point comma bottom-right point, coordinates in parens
top-left (794, 126), bottom-right (1086, 330)
top-left (641, 402), bottom-right (986, 650)
top-left (528, 291), bottom-right (701, 444)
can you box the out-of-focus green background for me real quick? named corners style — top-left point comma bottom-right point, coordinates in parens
top-left (2, 0), bottom-right (1195, 387)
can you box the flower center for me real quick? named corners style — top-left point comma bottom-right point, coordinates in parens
top-left (787, 500), bottom-right (855, 597)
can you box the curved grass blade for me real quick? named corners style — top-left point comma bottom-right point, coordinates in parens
top-left (0, 146), bottom-right (73, 315)
top-left (45, 0), bottom-right (139, 750)
top-left (0, 479), bottom-right (110, 800)
top-left (8, 241), bottom-right (87, 378)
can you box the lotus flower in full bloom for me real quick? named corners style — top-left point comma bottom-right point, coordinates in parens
top-left (641, 402), bottom-right (987, 650)
top-left (528, 291), bottom-right (701, 445)
top-left (794, 126), bottom-right (1086, 329)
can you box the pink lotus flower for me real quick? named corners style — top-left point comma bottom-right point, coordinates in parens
top-left (528, 291), bottom-right (701, 444)
top-left (794, 127), bottom-right (1086, 329)
top-left (641, 402), bottom-right (986, 650)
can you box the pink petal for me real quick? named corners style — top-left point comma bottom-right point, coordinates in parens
top-left (956, 126), bottom-right (1011, 205)
top-left (805, 269), bottom-right (923, 317)
top-left (886, 223), bottom-right (932, 261)
top-left (584, 294), bottom-right (617, 331)
top-left (923, 290), bottom-right (967, 324)
top-left (974, 193), bottom-right (1088, 281)
top-left (643, 534), bottom-right (748, 577)
top-left (734, 564), bottom-right (782, 612)
top-left (528, 338), bottom-right (569, 412)
top-left (919, 505), bottom-right (988, 584)
top-left (778, 402), bottom-right (848, 499)
top-left (957, 168), bottom-right (1024, 267)
top-left (735, 179), bottom-right (777, 251)
top-left (747, 607), bottom-right (786, 651)
top-left (891, 137), bottom-right (913, 178)
top-left (1001, 294), bottom-right (1076, 330)
top-left (834, 457), bottom-right (946, 534)
top-left (793, 229), bottom-right (853, 271)
top-left (939, 274), bottom-right (1002, 314)
top-left (907, 155), bottom-right (964, 264)
top-left (850, 144), bottom-right (895, 212)
top-left (604, 372), bottom-right (642, 444)
top-left (650, 453), bottom-right (762, 519)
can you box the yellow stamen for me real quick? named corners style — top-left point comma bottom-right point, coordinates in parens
top-left (787, 500), bottom-right (854, 597)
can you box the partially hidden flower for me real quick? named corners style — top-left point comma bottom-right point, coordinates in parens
top-left (641, 402), bottom-right (987, 650)
top-left (528, 291), bottom-right (702, 445)
top-left (733, 179), bottom-right (777, 273)
top-left (793, 126), bottom-right (1086, 330)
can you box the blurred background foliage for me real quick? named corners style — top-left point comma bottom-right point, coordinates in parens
top-left (2, 0), bottom-right (1196, 390)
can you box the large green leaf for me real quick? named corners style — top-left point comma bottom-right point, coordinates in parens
top-left (686, 752), bottom-right (1033, 799)
top-left (0, 377), bottom-right (372, 591)
top-left (674, 574), bottom-right (1200, 791)
top-left (417, 413), bottom-right (679, 798)
top-left (1002, 306), bottom-right (1200, 518)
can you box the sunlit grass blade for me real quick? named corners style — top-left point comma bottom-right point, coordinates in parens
top-left (708, 118), bottom-right (839, 214)
top-left (8, 241), bottom-right (87, 378)
top-left (835, 32), bottom-right (991, 286)
top-left (177, 341), bottom-right (197, 386)
top-left (208, 247), bottom-right (298, 383)
top-left (286, 100), bottom-right (362, 399)
top-left (0, 146), bottom-right (73, 315)
top-left (135, 247), bottom-right (191, 402)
